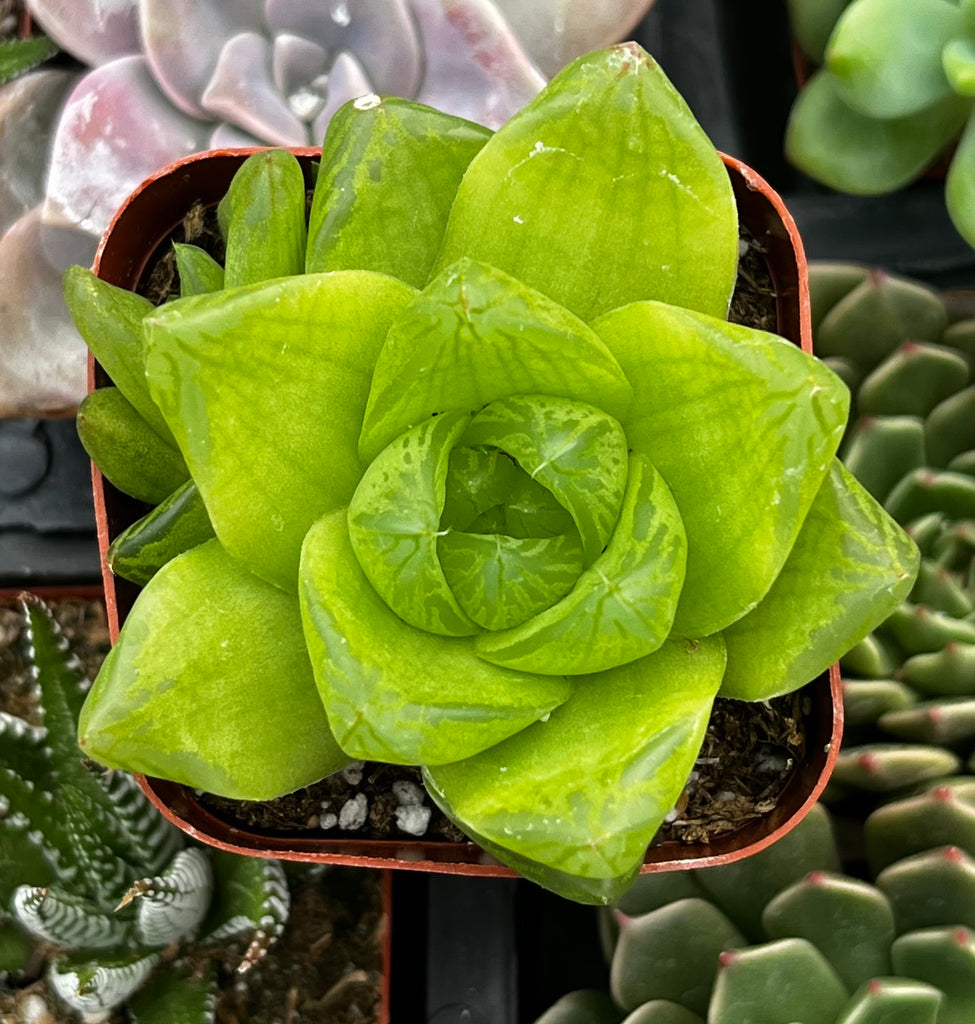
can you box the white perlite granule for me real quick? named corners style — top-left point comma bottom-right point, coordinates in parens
top-left (339, 793), bottom-right (368, 830)
top-left (395, 804), bottom-right (432, 836)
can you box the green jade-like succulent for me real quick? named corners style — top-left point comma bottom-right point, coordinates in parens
top-left (0, 598), bottom-right (290, 1021)
top-left (69, 43), bottom-right (917, 904)
top-left (800, 265), bottom-right (975, 800)
top-left (786, 0), bottom-right (975, 248)
top-left (537, 783), bottom-right (975, 1024)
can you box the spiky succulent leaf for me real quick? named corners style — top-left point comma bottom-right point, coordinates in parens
top-left (119, 848), bottom-right (213, 948)
top-left (49, 950), bottom-right (160, 1015)
top-left (12, 884), bottom-right (133, 950)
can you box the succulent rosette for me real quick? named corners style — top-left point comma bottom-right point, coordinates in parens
top-left (76, 44), bottom-right (918, 903)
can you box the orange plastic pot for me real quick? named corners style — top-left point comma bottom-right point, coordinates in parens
top-left (88, 147), bottom-right (843, 881)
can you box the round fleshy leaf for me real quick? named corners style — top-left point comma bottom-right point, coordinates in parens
top-left (434, 43), bottom-right (738, 323)
top-left (411, 0), bottom-right (545, 127)
top-left (592, 300), bottom-right (848, 638)
top-left (27, 0), bottom-right (140, 66)
top-left (944, 37), bottom-right (975, 97)
top-left (439, 530), bottom-right (584, 630)
top-left (786, 70), bottom-right (970, 194)
top-left (423, 635), bottom-right (726, 904)
top-left (306, 97), bottom-right (491, 286)
top-left (45, 56), bottom-right (212, 237)
top-left (348, 410), bottom-right (477, 637)
top-left (475, 454), bottom-right (686, 675)
top-left (463, 394), bottom-right (628, 565)
top-left (720, 460), bottom-right (919, 700)
top-left (358, 258), bottom-right (633, 462)
top-left (140, 0), bottom-right (266, 120)
top-left (947, 112), bottom-right (975, 248)
top-left (144, 271), bottom-right (417, 590)
top-left (825, 0), bottom-right (960, 119)
top-left (299, 509), bottom-right (572, 765)
top-left (78, 540), bottom-right (350, 800)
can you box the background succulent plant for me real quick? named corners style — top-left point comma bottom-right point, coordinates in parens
top-left (0, 596), bottom-right (290, 1020)
top-left (535, 782), bottom-right (975, 1023)
top-left (804, 265), bottom-right (975, 804)
top-left (785, 0), bottom-right (975, 249)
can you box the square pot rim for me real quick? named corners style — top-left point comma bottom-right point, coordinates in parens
top-left (87, 144), bottom-right (842, 879)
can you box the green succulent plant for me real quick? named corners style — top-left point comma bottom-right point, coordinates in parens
top-left (785, 0), bottom-right (975, 248)
top-left (535, 783), bottom-right (975, 1024)
top-left (68, 43), bottom-right (916, 905)
top-left (0, 596), bottom-right (290, 1020)
top-left (800, 265), bottom-right (975, 801)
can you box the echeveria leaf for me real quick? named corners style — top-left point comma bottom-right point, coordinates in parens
top-left (826, 0), bottom-right (960, 118)
top-left (306, 95), bottom-right (491, 286)
top-left (78, 540), bottom-right (350, 800)
top-left (348, 410), bottom-right (478, 636)
top-left (720, 460), bottom-right (919, 699)
top-left (787, 0), bottom-right (851, 63)
top-left (947, 112), bottom-right (975, 248)
top-left (439, 530), bottom-right (584, 631)
top-left (463, 394), bottom-right (629, 565)
top-left (786, 70), bottom-right (970, 194)
top-left (944, 37), bottom-right (975, 97)
top-left (299, 509), bottom-right (572, 765)
top-left (423, 635), bottom-right (726, 904)
top-left (218, 149), bottom-right (307, 287)
top-left (475, 454), bottom-right (685, 675)
top-left (172, 243), bottom-right (224, 297)
top-left (592, 300), bottom-right (849, 637)
top-left (433, 43), bottom-right (739, 323)
top-left (357, 258), bottom-right (633, 462)
top-left (143, 272), bottom-right (416, 589)
top-left (76, 387), bottom-right (188, 504)
top-left (63, 265), bottom-right (175, 446)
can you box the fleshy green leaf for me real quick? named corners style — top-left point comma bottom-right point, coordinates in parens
top-left (826, 0), bottom-right (960, 118)
top-left (720, 460), bottom-right (919, 700)
top-left (786, 0), bottom-right (851, 63)
top-left (947, 112), bottom-right (975, 248)
top-left (107, 479), bottom-right (216, 586)
top-left (306, 95), bottom-right (491, 286)
top-left (348, 410), bottom-right (478, 636)
top-left (299, 509), bottom-right (572, 765)
top-left (439, 531), bottom-right (584, 631)
top-left (835, 979), bottom-right (943, 1024)
top-left (79, 540), bottom-right (351, 800)
top-left (173, 243), bottom-right (225, 297)
top-left (434, 43), bottom-right (738, 323)
top-left (475, 454), bottom-right (686, 675)
top-left (945, 37), bottom-right (975, 98)
top-left (592, 300), bottom-right (848, 638)
top-left (708, 939), bottom-right (848, 1024)
top-left (786, 70), bottom-right (970, 194)
top-left (423, 635), bottom-right (725, 904)
top-left (77, 388), bottom-right (189, 504)
top-left (143, 272), bottom-right (416, 589)
top-left (218, 149), bottom-right (307, 287)
top-left (357, 258), bottom-right (633, 462)
top-left (63, 265), bottom-right (175, 446)
top-left (462, 394), bottom-right (629, 565)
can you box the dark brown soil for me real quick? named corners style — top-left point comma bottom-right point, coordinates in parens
top-left (0, 597), bottom-right (385, 1024)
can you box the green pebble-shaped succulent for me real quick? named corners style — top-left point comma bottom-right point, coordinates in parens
top-left (806, 265), bottom-right (975, 806)
top-left (535, 788), bottom-right (975, 1023)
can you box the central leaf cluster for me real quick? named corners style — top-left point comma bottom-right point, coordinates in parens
top-left (347, 391), bottom-right (686, 674)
